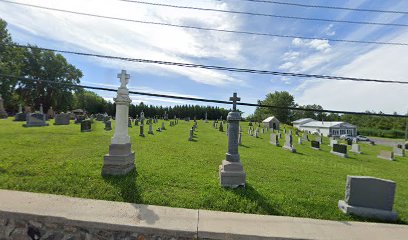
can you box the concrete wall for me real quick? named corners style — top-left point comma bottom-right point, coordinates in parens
top-left (1, 190), bottom-right (408, 240)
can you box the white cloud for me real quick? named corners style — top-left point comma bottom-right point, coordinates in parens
top-left (278, 62), bottom-right (295, 70)
top-left (296, 31), bottom-right (408, 114)
top-left (0, 0), bottom-right (243, 86)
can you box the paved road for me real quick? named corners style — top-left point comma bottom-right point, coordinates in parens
top-left (369, 137), bottom-right (407, 147)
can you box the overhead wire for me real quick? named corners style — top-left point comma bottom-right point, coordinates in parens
top-left (118, 0), bottom-right (408, 28)
top-left (7, 44), bottom-right (408, 85)
top-left (1, 0), bottom-right (408, 46)
top-left (232, 0), bottom-right (408, 15)
top-left (1, 74), bottom-right (407, 118)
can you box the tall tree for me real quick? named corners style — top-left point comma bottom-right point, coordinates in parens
top-left (17, 46), bottom-right (83, 112)
top-left (0, 18), bottom-right (24, 110)
top-left (254, 91), bottom-right (295, 123)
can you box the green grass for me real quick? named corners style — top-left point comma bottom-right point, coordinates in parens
top-left (0, 117), bottom-right (407, 224)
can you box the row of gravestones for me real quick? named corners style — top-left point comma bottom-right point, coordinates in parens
top-left (269, 132), bottom-right (402, 221)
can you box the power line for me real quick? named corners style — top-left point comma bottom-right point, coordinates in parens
top-left (234, 0), bottom-right (408, 15)
top-left (8, 44), bottom-right (408, 85)
top-left (1, 74), bottom-right (406, 118)
top-left (118, 0), bottom-right (408, 28)
top-left (1, 0), bottom-right (408, 46)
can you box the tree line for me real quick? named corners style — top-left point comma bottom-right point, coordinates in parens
top-left (248, 91), bottom-right (407, 138)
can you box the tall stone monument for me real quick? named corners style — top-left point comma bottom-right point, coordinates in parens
top-left (102, 70), bottom-right (135, 176)
top-left (219, 93), bottom-right (246, 188)
top-left (0, 94), bottom-right (8, 119)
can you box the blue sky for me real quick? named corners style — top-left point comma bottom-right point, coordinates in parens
top-left (1, 0), bottom-right (408, 116)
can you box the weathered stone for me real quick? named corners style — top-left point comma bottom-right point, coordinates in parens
top-left (54, 113), bottom-right (70, 125)
top-left (338, 176), bottom-right (398, 222)
top-left (377, 150), bottom-right (394, 161)
top-left (269, 133), bottom-right (279, 146)
top-left (23, 113), bottom-right (49, 127)
top-left (393, 147), bottom-right (405, 157)
top-left (282, 134), bottom-right (296, 153)
top-left (104, 121), bottom-right (112, 131)
top-left (351, 144), bottom-right (361, 154)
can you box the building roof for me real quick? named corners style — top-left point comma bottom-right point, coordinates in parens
top-left (292, 118), bottom-right (314, 124)
top-left (300, 121), bottom-right (357, 129)
top-left (262, 116), bottom-right (279, 123)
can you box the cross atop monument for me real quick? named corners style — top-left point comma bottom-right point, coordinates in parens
top-left (117, 70), bottom-right (130, 88)
top-left (229, 92), bottom-right (240, 111)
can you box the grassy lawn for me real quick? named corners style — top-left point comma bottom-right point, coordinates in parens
top-left (0, 117), bottom-right (407, 224)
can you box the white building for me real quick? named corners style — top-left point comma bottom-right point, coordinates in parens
top-left (262, 116), bottom-right (280, 130)
top-left (292, 118), bottom-right (357, 137)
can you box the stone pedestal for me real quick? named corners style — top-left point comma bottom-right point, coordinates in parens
top-left (102, 70), bottom-right (135, 176)
top-left (219, 106), bottom-right (246, 188)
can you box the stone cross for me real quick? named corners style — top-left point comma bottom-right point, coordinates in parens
top-left (117, 70), bottom-right (130, 88)
top-left (229, 92), bottom-right (240, 111)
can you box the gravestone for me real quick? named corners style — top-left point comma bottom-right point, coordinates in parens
top-left (338, 176), bottom-right (398, 222)
top-left (23, 113), bottom-right (49, 127)
top-left (219, 122), bottom-right (224, 132)
top-left (219, 93), bottom-right (246, 188)
top-left (330, 139), bottom-right (338, 147)
top-left (302, 133), bottom-right (309, 141)
top-left (331, 144), bottom-right (348, 158)
top-left (270, 133), bottom-right (279, 146)
top-left (205, 112), bottom-right (208, 123)
top-left (128, 117), bottom-right (133, 128)
top-left (46, 107), bottom-right (55, 119)
top-left (298, 137), bottom-right (302, 144)
top-left (393, 147), bottom-right (405, 157)
top-left (351, 144), bottom-right (361, 154)
top-left (163, 111), bottom-right (168, 121)
top-left (102, 70), bottom-right (135, 176)
top-left (188, 128), bottom-right (193, 141)
top-left (14, 104), bottom-right (26, 121)
top-left (134, 119), bottom-right (139, 126)
top-left (255, 131), bottom-right (259, 138)
top-left (282, 134), bottom-right (296, 153)
top-left (75, 115), bottom-right (86, 124)
top-left (278, 132), bottom-right (282, 139)
top-left (238, 132), bottom-right (242, 145)
top-left (104, 120), bottom-right (112, 131)
top-left (54, 113), bottom-right (70, 125)
top-left (156, 127), bottom-right (162, 132)
top-left (39, 104), bottom-right (44, 114)
top-left (139, 125), bottom-right (145, 137)
top-left (346, 138), bottom-right (353, 146)
top-left (148, 123), bottom-right (154, 134)
top-left (316, 136), bottom-right (322, 144)
top-left (377, 151), bottom-right (394, 161)
top-left (162, 122), bottom-right (166, 130)
top-left (0, 94), bottom-right (8, 119)
top-left (80, 119), bottom-right (92, 132)
top-left (311, 140), bottom-right (320, 150)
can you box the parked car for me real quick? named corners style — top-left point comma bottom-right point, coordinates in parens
top-left (339, 134), bottom-right (353, 140)
top-left (356, 135), bottom-right (370, 141)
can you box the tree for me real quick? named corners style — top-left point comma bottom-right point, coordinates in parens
top-left (0, 18), bottom-right (24, 111)
top-left (16, 46), bottom-right (83, 112)
top-left (73, 90), bottom-right (108, 114)
top-left (254, 91), bottom-right (296, 123)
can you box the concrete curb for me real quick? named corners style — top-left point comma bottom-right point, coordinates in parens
top-left (1, 190), bottom-right (408, 240)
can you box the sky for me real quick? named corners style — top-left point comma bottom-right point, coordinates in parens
top-left (1, 0), bottom-right (408, 117)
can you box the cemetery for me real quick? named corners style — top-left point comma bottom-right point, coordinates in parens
top-left (1, 111), bottom-right (407, 225)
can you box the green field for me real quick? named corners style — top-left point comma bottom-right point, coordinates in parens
top-left (0, 117), bottom-right (407, 224)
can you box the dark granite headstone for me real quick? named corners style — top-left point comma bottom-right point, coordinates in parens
top-left (104, 120), bottom-right (112, 131)
top-left (54, 113), bottom-right (70, 125)
top-left (333, 144), bottom-right (347, 154)
top-left (81, 119), bottom-right (92, 132)
top-left (311, 140), bottom-right (320, 149)
top-left (75, 115), bottom-right (86, 124)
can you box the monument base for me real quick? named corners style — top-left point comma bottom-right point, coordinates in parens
top-left (338, 200), bottom-right (398, 222)
top-left (23, 122), bottom-right (49, 127)
top-left (14, 113), bottom-right (26, 121)
top-left (282, 146), bottom-right (296, 153)
top-left (102, 143), bottom-right (135, 176)
top-left (311, 147), bottom-right (320, 150)
top-left (377, 155), bottom-right (394, 161)
top-left (330, 151), bottom-right (348, 158)
top-left (219, 160), bottom-right (246, 188)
